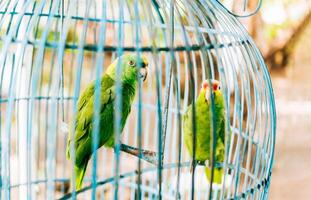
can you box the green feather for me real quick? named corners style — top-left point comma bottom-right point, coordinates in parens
top-left (66, 54), bottom-right (148, 190)
top-left (75, 162), bottom-right (88, 190)
top-left (183, 85), bottom-right (226, 184)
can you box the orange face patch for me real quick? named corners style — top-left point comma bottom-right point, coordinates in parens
top-left (212, 82), bottom-right (219, 91)
top-left (202, 81), bottom-right (209, 89)
top-left (202, 80), bottom-right (219, 91)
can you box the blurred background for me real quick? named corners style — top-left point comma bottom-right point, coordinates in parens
top-left (0, 0), bottom-right (310, 199)
top-left (224, 0), bottom-right (311, 199)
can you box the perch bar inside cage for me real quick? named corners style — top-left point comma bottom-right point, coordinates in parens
top-left (119, 143), bottom-right (158, 165)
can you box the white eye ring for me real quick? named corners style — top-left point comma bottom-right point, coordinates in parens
top-left (128, 60), bottom-right (136, 67)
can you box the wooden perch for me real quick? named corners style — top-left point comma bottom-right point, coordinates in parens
top-left (119, 143), bottom-right (158, 165)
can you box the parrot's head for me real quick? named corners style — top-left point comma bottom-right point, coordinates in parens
top-left (200, 79), bottom-right (221, 102)
top-left (106, 54), bottom-right (149, 84)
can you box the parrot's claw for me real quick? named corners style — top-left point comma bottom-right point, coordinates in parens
top-left (205, 160), bottom-right (210, 167)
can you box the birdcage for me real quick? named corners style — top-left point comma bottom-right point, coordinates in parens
top-left (0, 0), bottom-right (276, 199)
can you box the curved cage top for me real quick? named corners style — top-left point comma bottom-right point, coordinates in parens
top-left (0, 0), bottom-right (276, 199)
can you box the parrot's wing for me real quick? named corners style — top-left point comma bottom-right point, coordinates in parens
top-left (73, 75), bottom-right (115, 142)
top-left (76, 74), bottom-right (114, 111)
top-left (182, 104), bottom-right (194, 156)
top-left (77, 82), bottom-right (95, 111)
top-left (219, 118), bottom-right (225, 144)
top-left (74, 85), bottom-right (115, 143)
top-left (183, 104), bottom-right (192, 122)
top-left (66, 82), bottom-right (95, 153)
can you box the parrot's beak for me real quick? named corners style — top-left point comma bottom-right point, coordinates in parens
top-left (139, 58), bottom-right (148, 81)
top-left (139, 67), bottom-right (148, 81)
top-left (202, 79), bottom-right (219, 102)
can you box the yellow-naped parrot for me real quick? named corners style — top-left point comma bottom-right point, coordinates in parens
top-left (183, 79), bottom-right (226, 184)
top-left (66, 54), bottom-right (148, 190)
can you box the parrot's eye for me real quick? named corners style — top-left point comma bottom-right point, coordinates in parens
top-left (218, 85), bottom-right (221, 90)
top-left (128, 60), bottom-right (136, 67)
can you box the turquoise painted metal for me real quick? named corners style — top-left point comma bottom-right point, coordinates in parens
top-left (0, 0), bottom-right (276, 200)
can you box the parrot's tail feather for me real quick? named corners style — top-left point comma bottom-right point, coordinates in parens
top-left (64, 121), bottom-right (71, 160)
top-left (66, 142), bottom-right (71, 160)
top-left (205, 167), bottom-right (223, 184)
top-left (74, 163), bottom-right (88, 190)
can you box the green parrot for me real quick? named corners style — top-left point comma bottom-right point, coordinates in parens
top-left (66, 54), bottom-right (149, 190)
top-left (183, 79), bottom-right (226, 184)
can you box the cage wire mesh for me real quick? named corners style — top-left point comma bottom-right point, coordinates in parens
top-left (0, 0), bottom-right (276, 199)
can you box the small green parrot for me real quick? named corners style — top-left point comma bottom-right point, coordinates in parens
top-left (66, 54), bottom-right (149, 190)
top-left (183, 79), bottom-right (226, 184)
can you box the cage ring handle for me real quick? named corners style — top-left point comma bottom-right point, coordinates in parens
top-left (214, 0), bottom-right (263, 18)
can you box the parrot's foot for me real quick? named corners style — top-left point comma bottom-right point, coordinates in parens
top-left (205, 160), bottom-right (210, 167)
top-left (197, 160), bottom-right (205, 166)
top-left (190, 160), bottom-right (206, 173)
